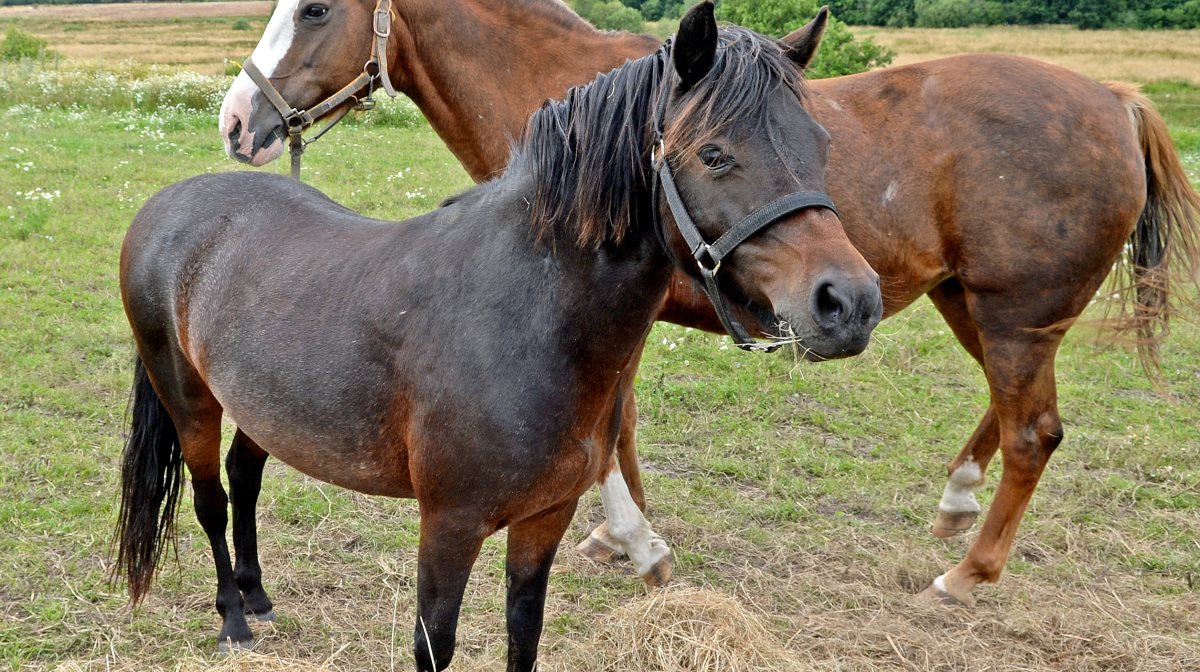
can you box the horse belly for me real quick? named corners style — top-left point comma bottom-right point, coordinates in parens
top-left (213, 383), bottom-right (415, 498)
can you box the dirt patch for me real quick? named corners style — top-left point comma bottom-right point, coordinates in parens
top-left (0, 1), bottom-right (271, 21)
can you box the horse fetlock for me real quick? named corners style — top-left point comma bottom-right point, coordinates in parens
top-left (414, 639), bottom-right (454, 672)
top-left (916, 572), bottom-right (976, 608)
top-left (607, 520), bottom-right (669, 576)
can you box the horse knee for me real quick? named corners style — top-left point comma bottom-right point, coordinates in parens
top-left (1037, 411), bottom-right (1064, 454)
top-left (959, 552), bottom-right (1007, 584)
top-left (1003, 411), bottom-right (1063, 479)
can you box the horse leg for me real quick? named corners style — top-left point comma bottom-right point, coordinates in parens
top-left (575, 363), bottom-right (673, 585)
top-left (575, 393), bottom-right (640, 563)
top-left (225, 429), bottom-right (274, 621)
top-left (587, 454), bottom-right (673, 586)
top-left (134, 330), bottom-right (252, 648)
top-left (169, 391), bottom-right (253, 649)
top-left (933, 409), bottom-right (999, 537)
top-left (505, 500), bottom-right (578, 672)
top-left (926, 280), bottom-right (1000, 537)
top-left (919, 329), bottom-right (1064, 606)
top-left (412, 514), bottom-right (487, 672)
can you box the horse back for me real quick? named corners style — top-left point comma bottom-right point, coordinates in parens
top-left (812, 54), bottom-right (1146, 319)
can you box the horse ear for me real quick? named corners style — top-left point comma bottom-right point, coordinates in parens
top-left (673, 1), bottom-right (718, 90)
top-left (780, 6), bottom-right (830, 70)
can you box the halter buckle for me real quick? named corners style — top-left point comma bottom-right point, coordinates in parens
top-left (353, 96), bottom-right (376, 112)
top-left (650, 138), bottom-right (665, 169)
top-left (374, 9), bottom-right (391, 38)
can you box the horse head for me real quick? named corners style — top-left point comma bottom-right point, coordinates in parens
top-left (219, 0), bottom-right (388, 166)
top-left (652, 4), bottom-right (881, 358)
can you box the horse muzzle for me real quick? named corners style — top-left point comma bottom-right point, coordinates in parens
top-left (774, 272), bottom-right (882, 360)
top-left (219, 81), bottom-right (286, 166)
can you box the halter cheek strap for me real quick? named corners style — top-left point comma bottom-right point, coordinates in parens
top-left (240, 0), bottom-right (398, 179)
top-left (650, 45), bottom-right (839, 352)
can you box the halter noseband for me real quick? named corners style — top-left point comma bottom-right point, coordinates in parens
top-left (241, 0), bottom-right (398, 180)
top-left (650, 45), bottom-right (839, 353)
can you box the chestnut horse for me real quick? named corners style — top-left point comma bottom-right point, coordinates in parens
top-left (219, 0), bottom-right (1200, 605)
top-left (116, 7), bottom-right (881, 669)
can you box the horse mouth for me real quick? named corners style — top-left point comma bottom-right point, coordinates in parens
top-left (232, 125), bottom-right (285, 167)
top-left (722, 280), bottom-right (867, 360)
top-left (718, 278), bottom-right (792, 346)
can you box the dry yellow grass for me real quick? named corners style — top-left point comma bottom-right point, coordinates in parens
top-left (0, 1), bottom-right (270, 20)
top-left (0, 2), bottom-right (271, 73)
top-left (47, 512), bottom-right (1200, 671)
top-left (852, 24), bottom-right (1200, 85)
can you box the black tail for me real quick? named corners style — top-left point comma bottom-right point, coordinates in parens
top-left (111, 355), bottom-right (184, 605)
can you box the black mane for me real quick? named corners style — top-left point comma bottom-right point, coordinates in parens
top-left (509, 26), bottom-right (809, 250)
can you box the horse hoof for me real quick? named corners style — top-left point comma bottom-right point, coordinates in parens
top-left (931, 509), bottom-right (978, 538)
top-left (915, 579), bottom-right (975, 608)
top-left (577, 525), bottom-right (624, 563)
top-left (217, 638), bottom-right (255, 654)
top-left (251, 609), bottom-right (276, 622)
top-left (641, 553), bottom-right (673, 588)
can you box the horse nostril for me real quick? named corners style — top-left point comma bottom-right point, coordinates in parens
top-left (813, 281), bottom-right (850, 327)
top-left (227, 117), bottom-right (243, 144)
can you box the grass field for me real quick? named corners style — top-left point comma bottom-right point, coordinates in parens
top-left (2, 5), bottom-right (1199, 672)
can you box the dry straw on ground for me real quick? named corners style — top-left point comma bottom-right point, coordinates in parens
top-left (51, 517), bottom-right (1200, 671)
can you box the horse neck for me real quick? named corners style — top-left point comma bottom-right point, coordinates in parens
top-left (391, 0), bottom-right (659, 181)
top-left (404, 182), bottom-right (671, 382)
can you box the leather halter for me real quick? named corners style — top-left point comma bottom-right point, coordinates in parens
top-left (650, 50), bottom-right (839, 353)
top-left (241, 0), bottom-right (398, 179)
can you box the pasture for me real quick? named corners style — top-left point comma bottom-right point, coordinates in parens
top-left (2, 4), bottom-right (1199, 671)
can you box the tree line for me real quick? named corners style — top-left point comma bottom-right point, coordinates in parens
top-left (827, 0), bottom-right (1200, 29)
top-left (575, 0), bottom-right (1200, 29)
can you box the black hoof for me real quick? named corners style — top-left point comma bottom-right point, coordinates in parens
top-left (251, 609), bottom-right (276, 622)
top-left (217, 617), bottom-right (255, 654)
top-left (217, 637), bottom-right (255, 654)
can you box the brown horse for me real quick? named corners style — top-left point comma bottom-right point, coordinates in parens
top-left (219, 0), bottom-right (1200, 605)
top-left (117, 6), bottom-right (881, 669)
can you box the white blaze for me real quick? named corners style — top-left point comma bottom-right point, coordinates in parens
top-left (938, 458), bottom-right (982, 513)
top-left (219, 0), bottom-right (300, 141)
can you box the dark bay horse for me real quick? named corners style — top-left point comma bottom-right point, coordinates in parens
top-left (116, 6), bottom-right (882, 669)
top-left (219, 0), bottom-right (1200, 606)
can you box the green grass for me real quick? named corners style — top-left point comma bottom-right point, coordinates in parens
top-left (1, 64), bottom-right (1199, 670)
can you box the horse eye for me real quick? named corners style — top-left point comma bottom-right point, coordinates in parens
top-left (301, 4), bottom-right (328, 20)
top-left (698, 145), bottom-right (731, 171)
